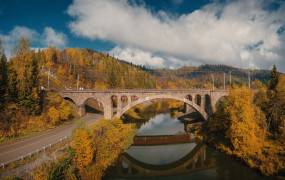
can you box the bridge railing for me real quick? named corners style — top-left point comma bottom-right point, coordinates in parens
top-left (58, 88), bottom-right (230, 93)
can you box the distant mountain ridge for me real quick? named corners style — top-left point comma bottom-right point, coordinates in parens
top-left (150, 64), bottom-right (272, 84)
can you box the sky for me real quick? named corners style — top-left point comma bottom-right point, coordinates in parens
top-left (0, 0), bottom-right (285, 71)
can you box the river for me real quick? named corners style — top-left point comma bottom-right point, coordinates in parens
top-left (105, 112), bottom-right (274, 180)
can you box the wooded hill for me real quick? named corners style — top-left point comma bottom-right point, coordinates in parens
top-left (38, 48), bottom-right (273, 90)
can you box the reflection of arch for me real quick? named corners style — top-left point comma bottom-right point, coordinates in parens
top-left (112, 143), bottom-right (216, 178)
top-left (123, 143), bottom-right (204, 170)
top-left (83, 97), bottom-right (104, 114)
top-left (117, 95), bottom-right (208, 120)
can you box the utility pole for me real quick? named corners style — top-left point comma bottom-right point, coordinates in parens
top-left (223, 72), bottom-right (226, 90)
top-left (248, 70), bottom-right (251, 89)
top-left (229, 71), bottom-right (232, 87)
top-left (77, 74), bottom-right (80, 91)
top-left (47, 68), bottom-right (50, 89)
top-left (211, 74), bottom-right (215, 90)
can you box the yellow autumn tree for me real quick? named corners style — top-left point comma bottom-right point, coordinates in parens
top-left (59, 101), bottom-right (73, 120)
top-left (79, 119), bottom-right (136, 179)
top-left (70, 127), bottom-right (94, 171)
top-left (47, 107), bottom-right (61, 125)
top-left (225, 87), bottom-right (265, 155)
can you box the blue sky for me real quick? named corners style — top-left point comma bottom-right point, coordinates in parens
top-left (0, 0), bottom-right (210, 50)
top-left (0, 0), bottom-right (285, 71)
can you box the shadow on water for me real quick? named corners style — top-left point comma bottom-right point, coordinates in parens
top-left (104, 111), bottom-right (275, 180)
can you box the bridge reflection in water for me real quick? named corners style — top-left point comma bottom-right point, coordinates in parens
top-left (107, 143), bottom-right (215, 178)
top-left (133, 134), bottom-right (194, 146)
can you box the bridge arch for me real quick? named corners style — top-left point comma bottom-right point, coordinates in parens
top-left (63, 97), bottom-right (76, 105)
top-left (83, 97), bottom-right (104, 115)
top-left (116, 94), bottom-right (208, 120)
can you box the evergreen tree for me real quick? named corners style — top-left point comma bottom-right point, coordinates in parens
top-left (11, 38), bottom-right (40, 114)
top-left (7, 67), bottom-right (18, 101)
top-left (268, 65), bottom-right (279, 92)
top-left (14, 37), bottom-right (30, 56)
top-left (31, 54), bottom-right (39, 87)
top-left (266, 65), bottom-right (284, 134)
top-left (0, 39), bottom-right (8, 107)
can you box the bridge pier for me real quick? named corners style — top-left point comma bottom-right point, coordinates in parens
top-left (116, 95), bottom-right (122, 117)
top-left (77, 105), bottom-right (86, 117)
top-left (103, 96), bottom-right (113, 120)
top-left (184, 103), bottom-right (192, 113)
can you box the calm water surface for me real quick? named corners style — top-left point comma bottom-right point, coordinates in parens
top-left (105, 113), bottom-right (274, 180)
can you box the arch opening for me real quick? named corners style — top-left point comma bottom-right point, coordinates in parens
top-left (186, 95), bottom-right (192, 101)
top-left (131, 95), bottom-right (139, 102)
top-left (111, 95), bottom-right (118, 109)
top-left (204, 94), bottom-right (212, 115)
top-left (195, 95), bottom-right (202, 106)
top-left (118, 95), bottom-right (208, 121)
top-left (84, 98), bottom-right (104, 115)
top-left (121, 95), bottom-right (129, 108)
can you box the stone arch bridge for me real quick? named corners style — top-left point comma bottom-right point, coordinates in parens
top-left (59, 89), bottom-right (229, 120)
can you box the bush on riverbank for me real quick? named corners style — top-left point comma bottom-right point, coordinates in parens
top-left (205, 86), bottom-right (285, 175)
top-left (80, 118), bottom-right (136, 179)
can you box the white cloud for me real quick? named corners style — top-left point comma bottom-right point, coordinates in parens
top-left (0, 26), bottom-right (68, 57)
top-left (110, 46), bottom-right (194, 69)
top-left (0, 26), bottom-right (39, 57)
top-left (67, 0), bottom-right (285, 71)
top-left (42, 27), bottom-right (67, 47)
top-left (110, 47), bottom-right (164, 68)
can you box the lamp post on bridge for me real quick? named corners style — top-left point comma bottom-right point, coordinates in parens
top-left (248, 70), bottom-right (251, 89)
top-left (211, 74), bottom-right (215, 90)
top-left (47, 68), bottom-right (50, 89)
top-left (223, 72), bottom-right (226, 90)
top-left (229, 71), bottom-right (232, 87)
top-left (77, 74), bottom-right (80, 91)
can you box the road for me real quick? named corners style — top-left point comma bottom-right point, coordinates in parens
top-left (0, 114), bottom-right (101, 165)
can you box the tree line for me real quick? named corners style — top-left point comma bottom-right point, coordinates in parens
top-left (0, 38), bottom-right (74, 140)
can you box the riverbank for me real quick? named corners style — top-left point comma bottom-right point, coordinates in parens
top-left (203, 87), bottom-right (285, 177)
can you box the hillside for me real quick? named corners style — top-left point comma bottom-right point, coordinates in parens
top-left (37, 47), bottom-right (273, 90)
top-left (37, 47), bottom-right (196, 90)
